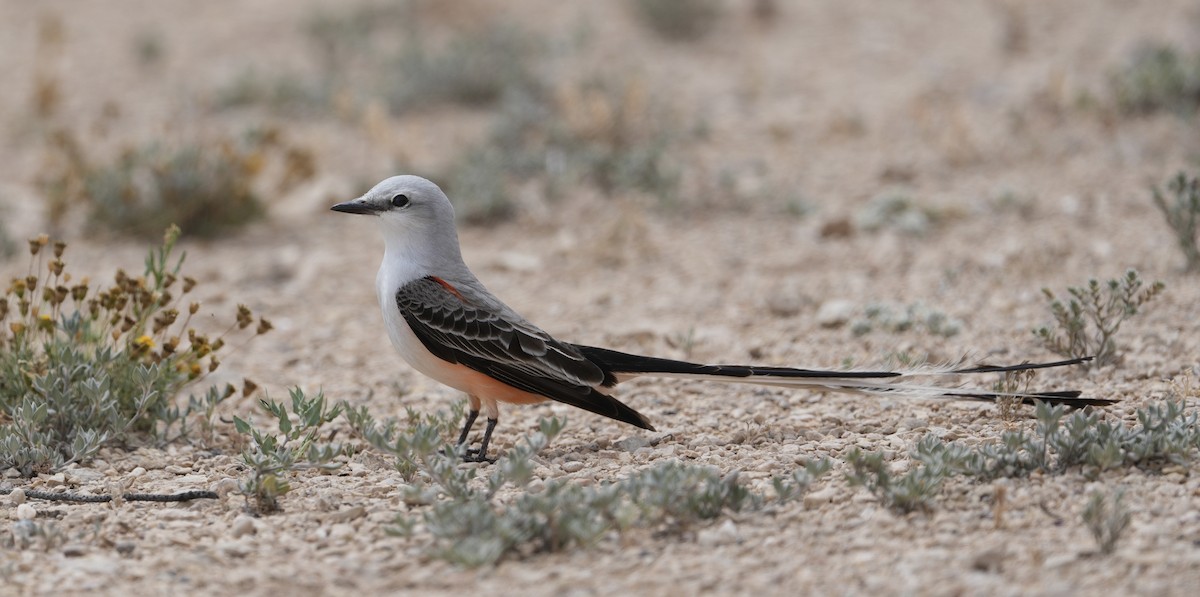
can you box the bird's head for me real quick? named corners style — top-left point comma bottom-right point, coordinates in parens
top-left (332, 175), bottom-right (455, 222)
top-left (332, 175), bottom-right (464, 265)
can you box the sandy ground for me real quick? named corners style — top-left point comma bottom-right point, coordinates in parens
top-left (2, 1), bottom-right (1200, 595)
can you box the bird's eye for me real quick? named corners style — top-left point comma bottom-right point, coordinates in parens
top-left (391, 194), bottom-right (410, 208)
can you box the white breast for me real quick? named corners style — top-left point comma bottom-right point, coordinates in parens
top-left (375, 257), bottom-right (475, 394)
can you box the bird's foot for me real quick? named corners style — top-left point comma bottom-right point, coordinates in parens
top-left (462, 448), bottom-right (495, 464)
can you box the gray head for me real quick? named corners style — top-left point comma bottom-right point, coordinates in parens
top-left (332, 175), bottom-right (465, 267)
top-left (332, 175), bottom-right (455, 222)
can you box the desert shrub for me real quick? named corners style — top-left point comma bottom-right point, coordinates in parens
top-left (0, 211), bottom-right (14, 260)
top-left (38, 128), bottom-right (313, 239)
top-left (387, 23), bottom-right (542, 112)
top-left (845, 448), bottom-right (947, 513)
top-left (0, 228), bottom-right (270, 475)
top-left (235, 388), bottom-right (348, 514)
top-left (346, 405), bottom-right (830, 566)
top-left (83, 141), bottom-right (264, 238)
top-left (1034, 270), bottom-right (1165, 368)
top-left (850, 302), bottom-right (962, 337)
top-left (917, 400), bottom-right (1200, 481)
top-left (443, 77), bottom-right (682, 223)
top-left (628, 0), bottom-right (723, 41)
top-left (1111, 44), bottom-right (1200, 114)
top-left (216, 9), bottom-right (544, 118)
top-left (1083, 490), bottom-right (1132, 555)
top-left (854, 193), bottom-right (940, 236)
top-left (1151, 171), bottom-right (1200, 272)
top-left (846, 398), bottom-right (1200, 513)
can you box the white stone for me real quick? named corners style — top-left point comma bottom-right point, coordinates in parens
top-left (816, 300), bottom-right (856, 327)
top-left (16, 503), bottom-right (36, 520)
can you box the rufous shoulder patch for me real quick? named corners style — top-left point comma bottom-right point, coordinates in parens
top-left (429, 276), bottom-right (466, 302)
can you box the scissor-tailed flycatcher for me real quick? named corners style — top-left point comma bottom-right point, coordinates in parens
top-left (333, 175), bottom-right (1111, 461)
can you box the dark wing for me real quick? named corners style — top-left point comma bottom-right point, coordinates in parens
top-left (395, 277), bottom-right (655, 430)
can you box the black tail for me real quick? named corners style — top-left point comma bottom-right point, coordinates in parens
top-left (575, 346), bottom-right (1111, 408)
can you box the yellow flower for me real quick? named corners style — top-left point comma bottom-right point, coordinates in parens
top-left (134, 334), bottom-right (156, 349)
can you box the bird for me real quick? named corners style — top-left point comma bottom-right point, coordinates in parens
top-left (332, 175), bottom-right (1111, 461)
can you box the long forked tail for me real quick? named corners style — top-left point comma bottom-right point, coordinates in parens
top-left (575, 346), bottom-right (1113, 407)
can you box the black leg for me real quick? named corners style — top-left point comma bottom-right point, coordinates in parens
top-left (465, 418), bottom-right (498, 463)
top-left (456, 409), bottom-right (480, 446)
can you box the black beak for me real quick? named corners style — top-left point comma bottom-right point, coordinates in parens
top-left (331, 200), bottom-right (380, 215)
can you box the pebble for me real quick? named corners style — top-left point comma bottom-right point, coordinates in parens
top-left (231, 516), bottom-right (258, 538)
top-left (217, 541), bottom-right (251, 558)
top-left (9, 488), bottom-right (25, 505)
top-left (617, 436), bottom-right (651, 451)
top-left (767, 293), bottom-right (805, 318)
top-left (212, 478), bottom-right (240, 499)
top-left (971, 547), bottom-right (1005, 572)
top-left (697, 520), bottom-right (740, 547)
top-left (561, 461), bottom-right (586, 473)
top-left (66, 468), bottom-right (106, 484)
top-left (327, 505), bottom-right (367, 523)
top-left (816, 300), bottom-right (856, 327)
top-left (62, 544), bottom-right (87, 558)
top-left (329, 523), bottom-right (356, 541)
top-left (803, 487), bottom-right (840, 509)
top-left (16, 503), bottom-right (36, 520)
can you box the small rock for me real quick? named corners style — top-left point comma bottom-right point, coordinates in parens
top-left (697, 520), bottom-right (740, 547)
top-left (329, 523), bottom-right (355, 541)
top-left (1044, 553), bottom-right (1077, 569)
top-left (212, 478), bottom-right (240, 500)
top-left (65, 468), bottom-right (106, 484)
top-left (767, 293), bottom-right (806, 318)
top-left (62, 544), bottom-right (87, 558)
top-left (819, 218), bottom-right (854, 239)
top-left (327, 505), bottom-right (366, 524)
top-left (129, 467), bottom-right (147, 478)
top-left (9, 488), bottom-right (25, 505)
top-left (3, 468), bottom-right (20, 479)
top-left (816, 300), bottom-right (855, 328)
top-left (116, 543), bottom-right (136, 556)
top-left (616, 436), bottom-right (651, 452)
top-left (217, 541), bottom-right (251, 558)
top-left (561, 461), bottom-right (586, 473)
top-left (972, 547), bottom-right (1005, 573)
top-left (158, 509), bottom-right (200, 521)
top-left (231, 516), bottom-right (257, 538)
top-left (803, 487), bottom-right (839, 509)
top-left (42, 472), bottom-right (66, 486)
top-left (16, 503), bottom-right (36, 520)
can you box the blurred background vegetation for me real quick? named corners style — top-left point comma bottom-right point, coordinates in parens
top-left (0, 0), bottom-right (1197, 242)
